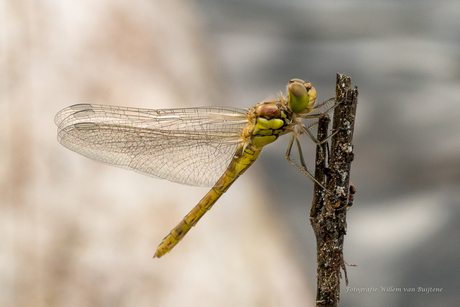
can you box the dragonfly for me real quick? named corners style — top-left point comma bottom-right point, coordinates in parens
top-left (55, 79), bottom-right (339, 258)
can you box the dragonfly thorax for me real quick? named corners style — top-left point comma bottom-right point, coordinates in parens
top-left (245, 100), bottom-right (294, 149)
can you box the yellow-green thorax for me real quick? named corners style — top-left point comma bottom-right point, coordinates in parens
top-left (244, 100), bottom-right (293, 149)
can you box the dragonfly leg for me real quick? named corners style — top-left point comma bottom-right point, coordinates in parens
top-left (301, 98), bottom-right (338, 119)
top-left (297, 97), bottom-right (340, 145)
top-left (285, 133), bottom-right (339, 201)
top-left (301, 124), bottom-right (339, 145)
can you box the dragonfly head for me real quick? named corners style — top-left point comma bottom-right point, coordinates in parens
top-left (287, 79), bottom-right (317, 114)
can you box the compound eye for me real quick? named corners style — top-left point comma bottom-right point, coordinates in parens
top-left (288, 81), bottom-right (307, 98)
top-left (289, 78), bottom-right (305, 85)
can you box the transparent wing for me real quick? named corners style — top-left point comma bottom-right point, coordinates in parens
top-left (55, 104), bottom-right (249, 187)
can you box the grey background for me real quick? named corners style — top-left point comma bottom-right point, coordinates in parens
top-left (2, 0), bottom-right (459, 306)
top-left (196, 1), bottom-right (460, 305)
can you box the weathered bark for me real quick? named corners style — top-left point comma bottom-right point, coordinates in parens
top-left (310, 73), bottom-right (358, 307)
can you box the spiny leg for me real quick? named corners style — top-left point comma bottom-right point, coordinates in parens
top-left (285, 133), bottom-right (339, 201)
top-left (301, 123), bottom-right (339, 145)
top-left (298, 98), bottom-right (341, 144)
top-left (301, 97), bottom-right (337, 119)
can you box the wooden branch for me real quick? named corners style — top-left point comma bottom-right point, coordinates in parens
top-left (310, 115), bottom-right (330, 217)
top-left (310, 73), bottom-right (358, 307)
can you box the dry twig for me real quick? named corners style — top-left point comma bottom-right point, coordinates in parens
top-left (310, 73), bottom-right (358, 307)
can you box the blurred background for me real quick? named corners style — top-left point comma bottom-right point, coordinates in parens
top-left (2, 0), bottom-right (459, 306)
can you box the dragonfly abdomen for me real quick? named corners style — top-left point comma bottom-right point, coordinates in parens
top-left (153, 144), bottom-right (261, 258)
top-left (154, 101), bottom-right (295, 257)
